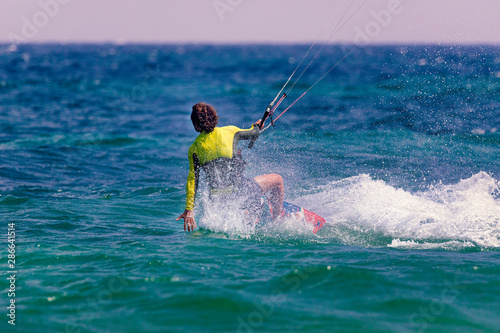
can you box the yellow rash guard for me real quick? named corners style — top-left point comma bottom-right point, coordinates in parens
top-left (185, 125), bottom-right (260, 211)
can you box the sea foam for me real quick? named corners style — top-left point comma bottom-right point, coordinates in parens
top-left (301, 172), bottom-right (500, 248)
top-left (198, 172), bottom-right (500, 248)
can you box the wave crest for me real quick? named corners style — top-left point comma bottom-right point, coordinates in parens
top-left (301, 172), bottom-right (500, 249)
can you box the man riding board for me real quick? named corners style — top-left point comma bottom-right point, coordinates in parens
top-left (177, 102), bottom-right (285, 231)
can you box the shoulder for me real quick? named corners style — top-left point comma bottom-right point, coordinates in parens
top-left (189, 133), bottom-right (204, 153)
top-left (218, 125), bottom-right (242, 134)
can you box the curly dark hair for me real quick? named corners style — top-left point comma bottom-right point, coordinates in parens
top-left (191, 102), bottom-right (219, 133)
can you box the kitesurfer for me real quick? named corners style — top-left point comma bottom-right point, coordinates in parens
top-left (177, 102), bottom-right (285, 231)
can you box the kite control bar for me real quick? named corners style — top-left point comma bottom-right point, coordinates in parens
top-left (248, 93), bottom-right (287, 149)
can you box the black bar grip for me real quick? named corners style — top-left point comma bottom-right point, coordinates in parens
top-left (248, 107), bottom-right (270, 149)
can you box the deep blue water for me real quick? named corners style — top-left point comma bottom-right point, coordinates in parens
top-left (0, 43), bottom-right (499, 332)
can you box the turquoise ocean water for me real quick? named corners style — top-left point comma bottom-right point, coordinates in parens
top-left (0, 44), bottom-right (499, 332)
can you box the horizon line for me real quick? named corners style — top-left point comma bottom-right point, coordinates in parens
top-left (2, 41), bottom-right (500, 47)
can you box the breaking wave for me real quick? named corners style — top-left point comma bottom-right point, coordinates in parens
top-left (301, 172), bottom-right (500, 249)
top-left (199, 172), bottom-right (500, 249)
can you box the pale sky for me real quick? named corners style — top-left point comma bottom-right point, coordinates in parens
top-left (1, 0), bottom-right (499, 44)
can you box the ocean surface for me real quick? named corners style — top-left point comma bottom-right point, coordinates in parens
top-left (0, 43), bottom-right (499, 333)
